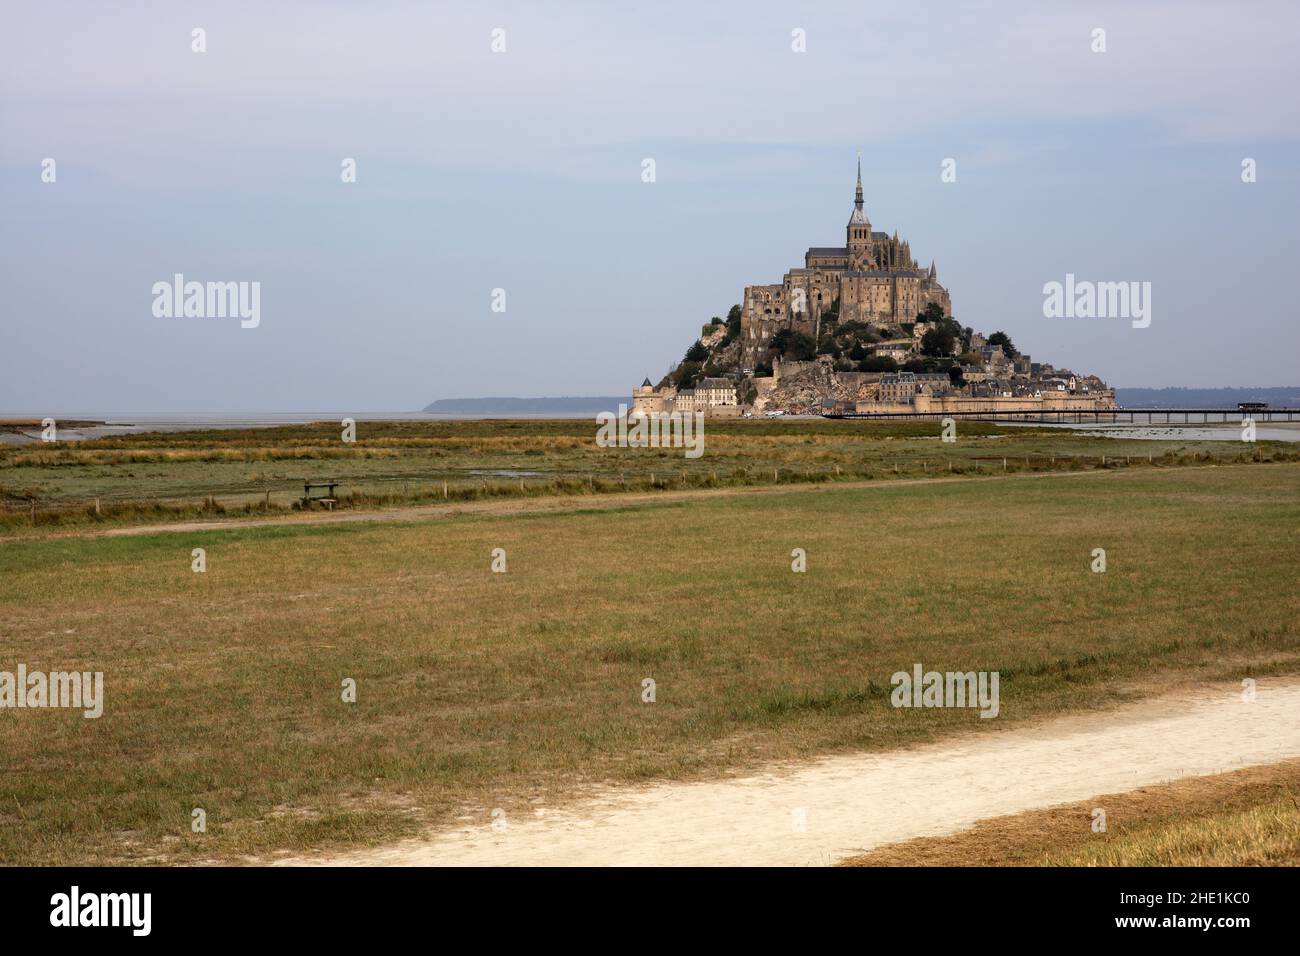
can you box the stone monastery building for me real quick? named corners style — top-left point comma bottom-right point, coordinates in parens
top-left (739, 159), bottom-right (952, 368)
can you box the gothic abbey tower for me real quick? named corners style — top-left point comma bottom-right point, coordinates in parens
top-left (739, 159), bottom-right (952, 369)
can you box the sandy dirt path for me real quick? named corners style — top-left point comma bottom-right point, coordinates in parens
top-left (282, 680), bottom-right (1300, 866)
top-left (90, 466), bottom-right (1153, 539)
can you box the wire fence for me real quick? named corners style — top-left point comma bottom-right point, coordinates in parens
top-left (3, 446), bottom-right (1290, 529)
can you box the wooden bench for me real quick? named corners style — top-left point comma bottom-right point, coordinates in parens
top-left (302, 481), bottom-right (340, 510)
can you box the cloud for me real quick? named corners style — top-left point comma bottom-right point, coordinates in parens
top-left (3, 0), bottom-right (1296, 191)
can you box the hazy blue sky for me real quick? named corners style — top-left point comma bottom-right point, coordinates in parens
top-left (2, 1), bottom-right (1298, 413)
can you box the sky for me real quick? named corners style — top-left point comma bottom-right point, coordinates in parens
top-left (2, 0), bottom-right (1298, 414)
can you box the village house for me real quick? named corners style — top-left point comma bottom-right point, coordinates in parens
top-left (877, 371), bottom-right (951, 403)
top-left (633, 376), bottom-right (738, 418)
top-left (876, 343), bottom-right (914, 363)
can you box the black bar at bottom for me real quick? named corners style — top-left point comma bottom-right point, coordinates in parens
top-left (0, 866), bottom-right (1280, 943)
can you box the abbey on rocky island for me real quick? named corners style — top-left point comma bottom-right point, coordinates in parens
top-left (631, 158), bottom-right (1115, 419)
top-left (739, 158), bottom-right (951, 369)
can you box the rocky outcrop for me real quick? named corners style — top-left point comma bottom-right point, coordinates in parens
top-left (759, 359), bottom-right (881, 415)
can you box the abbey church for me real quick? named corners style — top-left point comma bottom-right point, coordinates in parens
top-left (739, 160), bottom-right (951, 368)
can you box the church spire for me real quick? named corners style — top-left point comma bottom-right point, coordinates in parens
top-left (847, 153), bottom-right (870, 229)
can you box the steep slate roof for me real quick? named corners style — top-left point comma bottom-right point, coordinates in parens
top-left (848, 156), bottom-right (871, 226)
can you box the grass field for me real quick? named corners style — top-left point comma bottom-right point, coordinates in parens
top-left (2, 460), bottom-right (1297, 864)
top-left (840, 759), bottom-right (1300, 867)
top-left (3, 418), bottom-right (1294, 530)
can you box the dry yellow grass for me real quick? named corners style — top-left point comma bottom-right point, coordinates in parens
top-left (839, 759), bottom-right (1300, 866)
top-left (1, 462), bottom-right (1296, 864)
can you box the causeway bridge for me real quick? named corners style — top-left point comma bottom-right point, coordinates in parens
top-left (824, 407), bottom-right (1300, 424)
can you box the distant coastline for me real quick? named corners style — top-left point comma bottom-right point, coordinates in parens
top-left (422, 396), bottom-right (626, 414)
top-left (1113, 387), bottom-right (1300, 408)
top-left (6, 388), bottom-right (1296, 429)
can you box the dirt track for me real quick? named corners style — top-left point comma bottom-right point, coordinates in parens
top-left (280, 679), bottom-right (1300, 867)
top-left (96, 466), bottom-right (1146, 538)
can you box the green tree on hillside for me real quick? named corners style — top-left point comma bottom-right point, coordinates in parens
top-left (858, 356), bottom-right (898, 373)
top-left (674, 361), bottom-right (703, 389)
top-left (920, 325), bottom-right (956, 357)
top-left (720, 304), bottom-right (743, 346)
top-left (917, 302), bottom-right (946, 323)
top-left (769, 329), bottom-right (815, 360)
top-left (987, 331), bottom-right (1018, 357)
